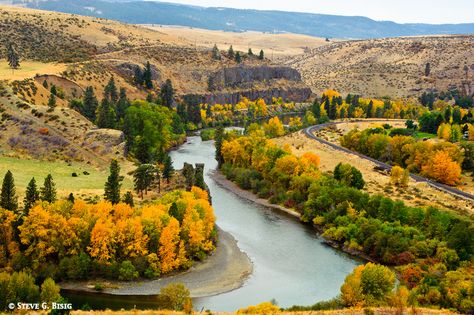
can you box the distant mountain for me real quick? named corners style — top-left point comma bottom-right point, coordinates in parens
top-left (20, 0), bottom-right (474, 39)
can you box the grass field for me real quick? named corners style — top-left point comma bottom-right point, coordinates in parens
top-left (414, 132), bottom-right (437, 140)
top-left (0, 156), bottom-right (133, 200)
top-left (0, 61), bottom-right (67, 81)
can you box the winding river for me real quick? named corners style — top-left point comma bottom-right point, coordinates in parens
top-left (63, 136), bottom-right (361, 311)
top-left (171, 136), bottom-right (361, 311)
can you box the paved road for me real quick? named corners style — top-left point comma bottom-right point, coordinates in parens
top-left (304, 121), bottom-right (474, 202)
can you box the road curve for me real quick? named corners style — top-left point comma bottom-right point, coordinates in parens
top-left (304, 121), bottom-right (474, 202)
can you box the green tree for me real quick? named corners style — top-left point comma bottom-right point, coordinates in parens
top-left (42, 79), bottom-right (48, 89)
top-left (0, 170), bottom-right (17, 212)
top-left (143, 61), bottom-right (153, 89)
top-left (123, 191), bottom-right (134, 207)
top-left (162, 153), bottom-right (174, 184)
top-left (134, 65), bottom-right (144, 86)
top-left (104, 160), bottom-right (124, 204)
top-left (40, 174), bottom-right (57, 203)
top-left (159, 283), bottom-right (192, 311)
top-left (67, 192), bottom-right (75, 203)
top-left (96, 98), bottom-right (116, 128)
top-left (116, 88), bottom-right (130, 122)
top-left (215, 126), bottom-right (225, 168)
top-left (40, 278), bottom-right (61, 305)
top-left (360, 263), bottom-right (396, 303)
top-left (311, 98), bottom-right (321, 119)
top-left (104, 77), bottom-right (118, 104)
top-left (82, 86), bottom-right (99, 121)
top-left (248, 48), bottom-right (253, 56)
top-left (259, 49), bottom-right (264, 60)
top-left (118, 260), bottom-right (139, 281)
top-left (23, 177), bottom-right (39, 214)
top-left (211, 44), bottom-right (221, 60)
top-left (160, 79), bottom-right (174, 108)
top-left (235, 51), bottom-right (242, 63)
top-left (228, 45), bottom-right (235, 59)
top-left (6, 43), bottom-right (20, 70)
top-left (47, 93), bottom-right (56, 109)
top-left (133, 164), bottom-right (156, 198)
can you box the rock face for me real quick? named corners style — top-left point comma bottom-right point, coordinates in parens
top-left (113, 62), bottom-right (161, 81)
top-left (210, 66), bottom-right (302, 89)
top-left (84, 129), bottom-right (125, 146)
top-left (197, 87), bottom-right (312, 105)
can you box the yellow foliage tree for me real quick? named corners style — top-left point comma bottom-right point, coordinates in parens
top-left (159, 217), bottom-right (181, 273)
top-left (421, 150), bottom-right (461, 186)
top-left (263, 117), bottom-right (285, 138)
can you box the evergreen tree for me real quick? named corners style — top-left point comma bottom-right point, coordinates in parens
top-left (168, 202), bottom-right (183, 222)
top-left (123, 191), bottom-right (134, 207)
top-left (47, 93), bottom-right (56, 109)
top-left (367, 100), bottom-right (374, 118)
top-left (235, 52), bottom-right (242, 63)
top-left (0, 170), bottom-right (18, 212)
top-left (182, 163), bottom-right (195, 191)
top-left (215, 126), bottom-right (225, 168)
top-left (211, 44), bottom-right (221, 60)
top-left (194, 164), bottom-right (206, 190)
top-left (104, 77), bottom-right (118, 104)
top-left (104, 159), bottom-right (123, 204)
top-left (228, 45), bottom-right (235, 59)
top-left (96, 98), bottom-right (116, 129)
top-left (258, 49), bottom-right (264, 60)
top-left (134, 66), bottom-right (144, 86)
top-left (425, 62), bottom-right (431, 76)
top-left (162, 153), bottom-right (174, 183)
top-left (453, 107), bottom-right (462, 124)
top-left (82, 86), bottom-right (99, 121)
top-left (248, 48), bottom-right (253, 56)
top-left (177, 103), bottom-right (188, 122)
top-left (311, 98), bottom-right (321, 119)
top-left (133, 164), bottom-right (156, 198)
top-left (329, 98), bottom-right (338, 120)
top-left (6, 43), bottom-right (20, 70)
top-left (146, 93), bottom-right (154, 103)
top-left (40, 174), bottom-right (56, 203)
top-left (160, 79), bottom-right (174, 108)
top-left (42, 80), bottom-right (48, 89)
top-left (23, 177), bottom-right (39, 214)
top-left (143, 61), bottom-right (153, 89)
top-left (50, 85), bottom-right (57, 96)
top-left (116, 88), bottom-right (130, 122)
top-left (67, 193), bottom-right (75, 203)
top-left (135, 136), bottom-right (151, 163)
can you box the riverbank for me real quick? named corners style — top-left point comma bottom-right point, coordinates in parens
top-left (60, 228), bottom-right (252, 298)
top-left (210, 170), bottom-right (301, 219)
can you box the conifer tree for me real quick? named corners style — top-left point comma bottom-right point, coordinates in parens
top-left (133, 164), bottom-right (155, 198)
top-left (134, 66), bottom-right (144, 86)
top-left (83, 86), bottom-right (99, 121)
top-left (228, 45), bottom-right (235, 59)
top-left (42, 80), bottom-right (48, 89)
top-left (0, 170), bottom-right (18, 212)
top-left (47, 93), bottom-right (56, 109)
top-left (235, 52), bottom-right (242, 63)
top-left (311, 98), bottom-right (321, 119)
top-left (50, 85), bottom-right (57, 96)
top-left (104, 159), bottom-right (123, 204)
top-left (23, 177), bottom-right (39, 214)
top-left (6, 43), bottom-right (20, 70)
top-left (116, 88), bottom-right (130, 123)
top-left (40, 174), bottom-right (56, 203)
top-left (215, 126), bottom-right (225, 168)
top-left (259, 49), bottom-right (264, 60)
top-left (104, 77), bottom-right (118, 104)
top-left (162, 153), bottom-right (174, 183)
top-left (67, 193), bottom-right (75, 203)
top-left (248, 48), bottom-right (253, 56)
top-left (211, 44), bottom-right (221, 60)
top-left (96, 98), bottom-right (116, 129)
top-left (123, 191), bottom-right (134, 207)
top-left (160, 79), bottom-right (174, 108)
top-left (143, 61), bottom-right (153, 89)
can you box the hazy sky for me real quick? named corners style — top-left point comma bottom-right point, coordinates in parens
top-left (160, 0), bottom-right (474, 24)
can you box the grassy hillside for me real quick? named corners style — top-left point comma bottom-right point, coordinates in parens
top-left (286, 35), bottom-right (474, 98)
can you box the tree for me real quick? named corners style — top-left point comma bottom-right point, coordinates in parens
top-left (390, 166), bottom-right (404, 186)
top-left (6, 43), bottom-right (20, 70)
top-left (360, 263), bottom-right (396, 303)
top-left (248, 48), bottom-right (253, 56)
top-left (211, 44), bottom-right (221, 60)
top-left (311, 98), bottom-right (321, 119)
top-left (425, 62), bottom-right (431, 76)
top-left (228, 45), bottom-right (235, 59)
top-left (116, 88), bottom-right (130, 122)
top-left (47, 93), bottom-right (56, 109)
top-left (82, 86), bottom-right (99, 121)
top-left (133, 164), bottom-right (156, 198)
top-left (134, 66), bottom-right (144, 86)
top-left (215, 126), bottom-right (225, 168)
top-left (0, 171), bottom-right (17, 212)
top-left (104, 77), bottom-right (118, 104)
top-left (235, 51), bottom-right (242, 63)
top-left (159, 283), bottom-right (192, 311)
top-left (421, 150), bottom-right (461, 186)
top-left (263, 117), bottom-right (285, 138)
top-left (67, 193), bottom-right (75, 203)
top-left (104, 160), bottom-right (123, 204)
top-left (40, 174), bottom-right (56, 203)
top-left (259, 49), bottom-right (264, 60)
top-left (23, 178), bottom-right (39, 214)
top-left (143, 61), bottom-right (153, 89)
top-left (160, 79), bottom-right (174, 108)
top-left (96, 98), bottom-right (116, 129)
top-left (123, 191), bottom-right (134, 207)
top-left (40, 278), bottom-right (61, 305)
top-left (159, 218), bottom-right (180, 273)
top-left (162, 153), bottom-right (174, 184)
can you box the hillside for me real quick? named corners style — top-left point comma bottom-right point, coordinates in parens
top-left (286, 35), bottom-right (474, 98)
top-left (14, 0), bottom-right (474, 39)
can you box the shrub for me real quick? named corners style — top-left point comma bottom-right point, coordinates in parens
top-left (118, 260), bottom-right (139, 281)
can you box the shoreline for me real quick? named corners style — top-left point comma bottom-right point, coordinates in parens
top-left (60, 227), bottom-right (253, 298)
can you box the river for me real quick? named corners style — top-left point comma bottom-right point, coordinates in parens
top-left (63, 136), bottom-right (361, 311)
top-left (171, 136), bottom-right (361, 311)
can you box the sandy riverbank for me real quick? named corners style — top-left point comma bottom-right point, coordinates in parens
top-left (60, 228), bottom-right (252, 298)
top-left (210, 170), bottom-right (301, 219)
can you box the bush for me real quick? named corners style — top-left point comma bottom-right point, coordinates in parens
top-left (158, 283), bottom-right (191, 311)
top-left (118, 260), bottom-right (139, 281)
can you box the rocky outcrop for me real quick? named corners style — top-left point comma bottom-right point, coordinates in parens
top-left (209, 65), bottom-right (302, 89)
top-left (186, 87), bottom-right (312, 105)
top-left (113, 62), bottom-right (161, 81)
top-left (84, 129), bottom-right (125, 146)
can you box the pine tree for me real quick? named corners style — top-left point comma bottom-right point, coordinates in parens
top-left (41, 174), bottom-right (56, 203)
top-left (134, 66), bottom-right (144, 86)
top-left (50, 85), bottom-right (57, 96)
top-left (248, 48), bottom-right (253, 56)
top-left (96, 98), bottom-right (116, 129)
top-left (83, 86), bottom-right (99, 121)
top-left (123, 191), bottom-right (134, 207)
top-left (259, 49), bottom-right (264, 60)
top-left (133, 164), bottom-right (155, 198)
top-left (104, 159), bottom-right (123, 204)
top-left (162, 153), bottom-right (174, 183)
top-left (104, 77), bottom-right (118, 104)
top-left (42, 80), bottom-right (48, 89)
top-left (143, 61), bottom-right (153, 89)
top-left (215, 126), bottom-right (225, 168)
top-left (194, 164), bottom-right (206, 190)
top-left (228, 45), bottom-right (235, 59)
top-left (311, 98), bottom-right (321, 119)
top-left (211, 44), bottom-right (221, 60)
top-left (67, 193), bottom-right (75, 203)
top-left (47, 93), bottom-right (56, 109)
top-left (116, 88), bottom-right (130, 122)
top-left (367, 100), bottom-right (374, 118)
top-left (160, 79), bottom-right (174, 108)
top-left (0, 170), bottom-right (18, 212)
top-left (23, 177), bottom-right (39, 213)
top-left (235, 52), bottom-right (242, 64)
top-left (6, 43), bottom-right (20, 70)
